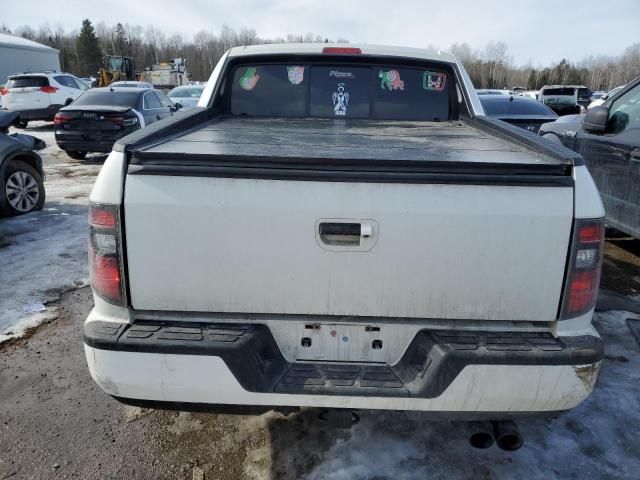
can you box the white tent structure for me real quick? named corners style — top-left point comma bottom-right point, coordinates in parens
top-left (0, 33), bottom-right (60, 85)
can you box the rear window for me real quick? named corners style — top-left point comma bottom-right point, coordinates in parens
top-left (577, 87), bottom-right (592, 100)
top-left (542, 88), bottom-right (575, 96)
top-left (7, 76), bottom-right (49, 88)
top-left (480, 97), bottom-right (556, 116)
top-left (230, 64), bottom-right (450, 121)
top-left (72, 91), bottom-right (139, 108)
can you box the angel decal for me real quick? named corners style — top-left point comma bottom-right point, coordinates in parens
top-left (332, 83), bottom-right (349, 116)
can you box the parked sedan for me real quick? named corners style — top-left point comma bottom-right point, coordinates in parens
top-left (54, 87), bottom-right (179, 159)
top-left (167, 85), bottom-right (204, 109)
top-left (479, 94), bottom-right (558, 133)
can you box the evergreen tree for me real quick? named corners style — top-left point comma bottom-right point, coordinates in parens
top-left (527, 70), bottom-right (537, 90)
top-left (77, 19), bottom-right (102, 76)
top-left (114, 23), bottom-right (129, 56)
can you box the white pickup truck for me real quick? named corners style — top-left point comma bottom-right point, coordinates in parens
top-left (83, 44), bottom-right (605, 444)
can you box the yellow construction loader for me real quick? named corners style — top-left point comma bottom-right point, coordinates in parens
top-left (98, 55), bottom-right (138, 87)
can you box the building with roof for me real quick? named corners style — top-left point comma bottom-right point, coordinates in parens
top-left (0, 32), bottom-right (60, 85)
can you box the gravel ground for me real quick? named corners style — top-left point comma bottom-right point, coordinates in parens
top-left (1, 288), bottom-right (639, 480)
top-left (1, 123), bottom-right (640, 479)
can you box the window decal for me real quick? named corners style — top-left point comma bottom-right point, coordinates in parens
top-left (332, 83), bottom-right (349, 116)
top-left (378, 70), bottom-right (404, 91)
top-left (287, 66), bottom-right (305, 85)
top-left (329, 70), bottom-right (355, 79)
top-left (239, 67), bottom-right (260, 91)
top-left (423, 71), bottom-right (446, 91)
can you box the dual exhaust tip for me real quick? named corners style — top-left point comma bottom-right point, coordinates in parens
top-left (469, 420), bottom-right (523, 451)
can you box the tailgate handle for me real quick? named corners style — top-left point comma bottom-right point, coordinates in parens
top-left (319, 222), bottom-right (362, 246)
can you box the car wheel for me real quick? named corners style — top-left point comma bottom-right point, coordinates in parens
top-left (1, 159), bottom-right (45, 216)
top-left (542, 133), bottom-right (562, 144)
top-left (67, 150), bottom-right (87, 160)
top-left (16, 120), bottom-right (29, 129)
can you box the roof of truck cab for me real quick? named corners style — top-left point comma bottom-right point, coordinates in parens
top-left (227, 43), bottom-right (457, 64)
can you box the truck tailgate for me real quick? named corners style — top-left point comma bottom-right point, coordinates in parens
top-left (123, 118), bottom-right (573, 321)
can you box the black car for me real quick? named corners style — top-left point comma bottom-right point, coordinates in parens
top-left (479, 94), bottom-right (558, 133)
top-left (54, 87), bottom-right (181, 159)
top-left (539, 75), bottom-right (640, 237)
top-left (0, 111), bottom-right (46, 216)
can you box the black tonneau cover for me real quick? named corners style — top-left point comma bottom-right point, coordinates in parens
top-left (125, 115), bottom-right (578, 186)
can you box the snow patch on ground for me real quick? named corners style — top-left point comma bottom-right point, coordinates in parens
top-left (305, 310), bottom-right (640, 480)
top-left (0, 123), bottom-right (101, 341)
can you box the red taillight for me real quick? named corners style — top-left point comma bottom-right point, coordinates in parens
top-left (561, 218), bottom-right (604, 318)
top-left (322, 47), bottom-right (362, 54)
top-left (89, 250), bottom-right (122, 302)
top-left (567, 271), bottom-right (599, 313)
top-left (89, 205), bottom-right (117, 228)
top-left (578, 224), bottom-right (602, 244)
top-left (54, 113), bottom-right (72, 125)
top-left (89, 203), bottom-right (126, 305)
top-left (40, 85), bottom-right (58, 94)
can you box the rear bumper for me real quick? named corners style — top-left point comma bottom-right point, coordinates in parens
top-left (84, 318), bottom-right (603, 415)
top-left (55, 134), bottom-right (117, 153)
top-left (56, 129), bottom-right (133, 153)
top-left (13, 105), bottom-right (62, 121)
top-left (56, 140), bottom-right (116, 153)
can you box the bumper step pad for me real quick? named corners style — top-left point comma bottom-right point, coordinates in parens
top-left (84, 321), bottom-right (603, 399)
top-left (276, 363), bottom-right (408, 396)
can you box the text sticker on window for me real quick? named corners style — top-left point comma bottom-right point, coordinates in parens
top-left (239, 67), bottom-right (260, 91)
top-left (378, 70), bottom-right (404, 91)
top-left (329, 70), bottom-right (355, 80)
top-left (332, 83), bottom-right (349, 116)
top-left (287, 66), bottom-right (305, 85)
top-left (423, 71), bottom-right (446, 91)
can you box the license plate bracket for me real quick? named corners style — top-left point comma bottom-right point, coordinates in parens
top-left (295, 323), bottom-right (385, 363)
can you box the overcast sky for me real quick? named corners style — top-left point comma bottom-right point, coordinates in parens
top-left (6, 0), bottom-right (639, 66)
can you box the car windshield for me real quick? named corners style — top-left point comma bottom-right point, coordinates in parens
top-left (168, 87), bottom-right (203, 98)
top-left (480, 97), bottom-right (556, 116)
top-left (72, 91), bottom-right (139, 107)
top-left (230, 64), bottom-right (451, 121)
